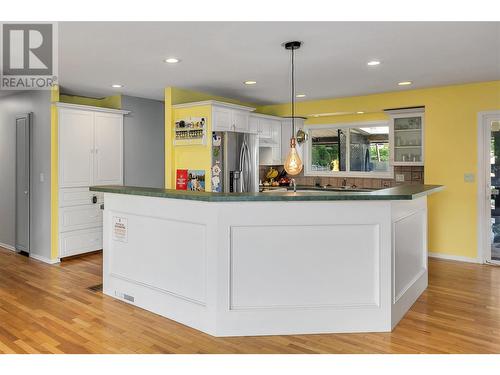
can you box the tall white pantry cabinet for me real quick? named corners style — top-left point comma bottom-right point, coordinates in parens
top-left (57, 103), bottom-right (128, 258)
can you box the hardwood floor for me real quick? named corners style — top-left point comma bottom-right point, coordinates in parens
top-left (0, 246), bottom-right (499, 354)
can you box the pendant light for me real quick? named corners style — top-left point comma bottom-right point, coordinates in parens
top-left (283, 41), bottom-right (303, 176)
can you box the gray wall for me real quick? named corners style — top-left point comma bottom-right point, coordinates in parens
top-left (121, 95), bottom-right (164, 188)
top-left (0, 91), bottom-right (52, 259)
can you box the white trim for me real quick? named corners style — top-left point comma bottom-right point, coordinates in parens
top-left (29, 253), bottom-right (61, 265)
top-left (384, 107), bottom-right (425, 115)
top-left (477, 110), bottom-right (500, 264)
top-left (56, 102), bottom-right (130, 115)
top-left (0, 242), bottom-right (16, 251)
top-left (172, 100), bottom-right (255, 112)
top-left (428, 252), bottom-right (481, 264)
top-left (303, 120), bottom-right (394, 179)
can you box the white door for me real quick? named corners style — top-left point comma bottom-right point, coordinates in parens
top-left (93, 113), bottom-right (123, 186)
top-left (479, 111), bottom-right (500, 264)
top-left (59, 109), bottom-right (94, 187)
top-left (15, 114), bottom-right (31, 253)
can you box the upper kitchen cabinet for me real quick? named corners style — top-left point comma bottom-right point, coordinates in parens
top-left (250, 113), bottom-right (283, 165)
top-left (210, 101), bottom-right (255, 132)
top-left (58, 103), bottom-right (128, 187)
top-left (386, 108), bottom-right (425, 166)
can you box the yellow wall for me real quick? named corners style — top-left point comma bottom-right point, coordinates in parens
top-left (258, 81), bottom-right (500, 260)
top-left (50, 85), bottom-right (60, 260)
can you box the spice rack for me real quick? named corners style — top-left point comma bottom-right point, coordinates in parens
top-left (174, 117), bottom-right (207, 146)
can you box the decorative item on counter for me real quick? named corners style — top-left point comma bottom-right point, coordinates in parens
top-left (211, 162), bottom-right (222, 193)
top-left (187, 170), bottom-right (206, 192)
top-left (276, 169), bottom-right (291, 186)
top-left (176, 169), bottom-right (188, 190)
top-left (265, 167), bottom-right (279, 182)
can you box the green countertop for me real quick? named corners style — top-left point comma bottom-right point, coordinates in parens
top-left (90, 184), bottom-right (443, 202)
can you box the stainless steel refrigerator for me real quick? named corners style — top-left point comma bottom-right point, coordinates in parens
top-left (212, 132), bottom-right (259, 193)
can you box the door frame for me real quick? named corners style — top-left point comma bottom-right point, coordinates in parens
top-left (477, 110), bottom-right (500, 264)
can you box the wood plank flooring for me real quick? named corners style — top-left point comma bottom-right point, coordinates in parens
top-left (0, 246), bottom-right (499, 354)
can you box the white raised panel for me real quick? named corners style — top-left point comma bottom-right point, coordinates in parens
top-left (393, 210), bottom-right (426, 302)
top-left (259, 119), bottom-right (273, 139)
top-left (248, 116), bottom-right (259, 133)
top-left (59, 187), bottom-right (103, 207)
top-left (59, 227), bottom-right (102, 257)
top-left (93, 113), bottom-right (123, 185)
top-left (230, 224), bottom-right (380, 309)
top-left (212, 107), bottom-right (232, 131)
top-left (59, 204), bottom-right (103, 232)
top-left (232, 110), bottom-right (249, 132)
top-left (108, 213), bottom-right (207, 305)
top-left (58, 109), bottom-right (94, 188)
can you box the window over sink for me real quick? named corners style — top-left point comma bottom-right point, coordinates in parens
top-left (304, 121), bottom-right (393, 178)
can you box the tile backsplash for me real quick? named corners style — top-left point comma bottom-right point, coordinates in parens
top-left (259, 165), bottom-right (424, 189)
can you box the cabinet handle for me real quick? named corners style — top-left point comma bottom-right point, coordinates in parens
top-left (92, 195), bottom-right (98, 204)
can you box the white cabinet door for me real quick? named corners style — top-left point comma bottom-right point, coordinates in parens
top-left (93, 113), bottom-right (123, 185)
top-left (59, 109), bottom-right (94, 188)
top-left (232, 110), bottom-right (249, 132)
top-left (212, 107), bottom-right (232, 131)
top-left (248, 116), bottom-right (259, 133)
top-left (259, 119), bottom-right (273, 139)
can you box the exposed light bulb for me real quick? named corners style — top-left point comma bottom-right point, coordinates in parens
top-left (284, 138), bottom-right (303, 176)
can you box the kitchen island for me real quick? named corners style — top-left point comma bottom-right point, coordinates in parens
top-left (90, 184), bottom-right (443, 337)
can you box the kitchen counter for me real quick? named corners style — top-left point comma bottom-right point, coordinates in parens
top-left (90, 184), bottom-right (443, 201)
top-left (97, 183), bottom-right (442, 337)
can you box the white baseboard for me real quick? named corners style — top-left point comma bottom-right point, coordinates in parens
top-left (428, 252), bottom-right (481, 264)
top-left (0, 242), bottom-right (16, 252)
top-left (29, 253), bottom-right (60, 265)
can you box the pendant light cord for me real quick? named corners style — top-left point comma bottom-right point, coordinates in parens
top-left (291, 45), bottom-right (295, 137)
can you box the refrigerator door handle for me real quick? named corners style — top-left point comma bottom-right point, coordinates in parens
top-left (239, 140), bottom-right (246, 192)
top-left (240, 139), bottom-right (250, 192)
top-left (245, 141), bottom-right (251, 192)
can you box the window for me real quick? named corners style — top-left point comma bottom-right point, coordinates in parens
top-left (305, 122), bottom-right (392, 178)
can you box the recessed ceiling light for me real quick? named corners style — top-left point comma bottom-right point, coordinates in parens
top-left (398, 81), bottom-right (412, 86)
top-left (111, 84), bottom-right (123, 88)
top-left (244, 80), bottom-right (257, 85)
top-left (164, 58), bottom-right (180, 64)
top-left (367, 60), bottom-right (381, 66)
top-left (296, 94), bottom-right (306, 98)
top-left (357, 111), bottom-right (365, 114)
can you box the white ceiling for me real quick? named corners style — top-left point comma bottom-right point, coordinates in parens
top-left (58, 22), bottom-right (500, 105)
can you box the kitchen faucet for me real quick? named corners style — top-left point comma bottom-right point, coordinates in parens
top-left (290, 178), bottom-right (297, 193)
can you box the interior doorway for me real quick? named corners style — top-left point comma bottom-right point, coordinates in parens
top-left (15, 113), bottom-right (31, 254)
top-left (478, 111), bottom-right (500, 264)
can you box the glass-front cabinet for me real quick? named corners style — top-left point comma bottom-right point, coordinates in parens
top-left (389, 109), bottom-right (424, 166)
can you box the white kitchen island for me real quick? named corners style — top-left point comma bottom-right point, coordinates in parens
top-left (90, 185), bottom-right (442, 337)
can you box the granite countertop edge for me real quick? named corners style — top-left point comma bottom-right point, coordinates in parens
top-left (90, 184), bottom-right (444, 202)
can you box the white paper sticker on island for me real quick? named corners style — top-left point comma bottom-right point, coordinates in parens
top-left (112, 216), bottom-right (128, 243)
